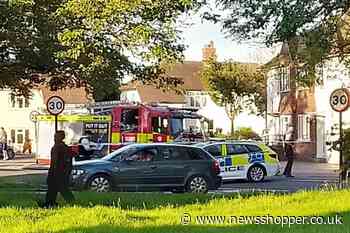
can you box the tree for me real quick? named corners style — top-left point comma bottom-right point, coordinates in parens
top-left (0, 0), bottom-right (203, 98)
top-left (201, 59), bottom-right (265, 135)
top-left (206, 0), bottom-right (350, 142)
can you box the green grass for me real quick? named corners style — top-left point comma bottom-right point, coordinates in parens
top-left (0, 174), bottom-right (46, 192)
top-left (0, 188), bottom-right (350, 233)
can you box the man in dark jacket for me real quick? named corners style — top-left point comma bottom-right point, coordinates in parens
top-left (283, 142), bottom-right (295, 177)
top-left (43, 130), bottom-right (74, 207)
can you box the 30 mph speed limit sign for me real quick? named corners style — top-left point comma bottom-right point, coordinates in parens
top-left (330, 88), bottom-right (350, 112)
top-left (47, 96), bottom-right (65, 115)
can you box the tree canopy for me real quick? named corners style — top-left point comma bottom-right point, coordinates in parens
top-left (207, 0), bottom-right (350, 84)
top-left (0, 0), bottom-right (203, 99)
top-left (201, 59), bottom-right (265, 134)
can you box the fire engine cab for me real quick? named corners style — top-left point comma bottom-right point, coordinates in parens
top-left (109, 103), bottom-right (208, 144)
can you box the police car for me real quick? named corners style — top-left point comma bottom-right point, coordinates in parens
top-left (195, 141), bottom-right (281, 182)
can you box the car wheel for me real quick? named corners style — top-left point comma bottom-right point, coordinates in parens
top-left (247, 165), bottom-right (265, 182)
top-left (186, 175), bottom-right (209, 194)
top-left (88, 175), bottom-right (111, 192)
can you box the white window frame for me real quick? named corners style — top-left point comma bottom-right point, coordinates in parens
top-left (298, 114), bottom-right (311, 142)
top-left (10, 128), bottom-right (30, 144)
top-left (279, 67), bottom-right (290, 93)
top-left (9, 95), bottom-right (30, 109)
top-left (186, 91), bottom-right (207, 108)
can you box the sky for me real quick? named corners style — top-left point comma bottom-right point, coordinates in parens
top-left (181, 7), bottom-right (281, 64)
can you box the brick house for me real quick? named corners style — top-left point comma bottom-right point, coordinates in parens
top-left (265, 43), bottom-right (350, 163)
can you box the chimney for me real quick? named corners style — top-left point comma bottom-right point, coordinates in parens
top-left (202, 41), bottom-right (217, 61)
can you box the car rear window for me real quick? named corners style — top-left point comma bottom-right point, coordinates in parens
top-left (160, 146), bottom-right (205, 161)
top-left (227, 144), bottom-right (248, 154)
top-left (187, 147), bottom-right (207, 160)
top-left (204, 144), bottom-right (221, 157)
top-left (244, 144), bottom-right (263, 153)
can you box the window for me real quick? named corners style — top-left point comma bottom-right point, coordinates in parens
top-left (227, 144), bottom-right (248, 155)
top-left (10, 96), bottom-right (30, 109)
top-left (280, 115), bottom-right (291, 136)
top-left (204, 144), bottom-right (221, 157)
top-left (187, 148), bottom-right (205, 160)
top-left (160, 146), bottom-right (192, 160)
top-left (152, 117), bottom-right (168, 134)
top-left (10, 130), bottom-right (15, 143)
top-left (10, 129), bottom-right (29, 144)
top-left (245, 144), bottom-right (263, 153)
top-left (298, 115), bottom-right (311, 141)
top-left (186, 92), bottom-right (207, 108)
top-left (170, 118), bottom-right (183, 137)
top-left (120, 108), bottom-right (138, 132)
top-left (128, 148), bottom-right (157, 162)
top-left (279, 67), bottom-right (289, 92)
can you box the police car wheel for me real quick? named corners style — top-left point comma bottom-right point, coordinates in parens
top-left (248, 165), bottom-right (265, 182)
top-left (186, 175), bottom-right (208, 193)
top-left (88, 175), bottom-right (111, 192)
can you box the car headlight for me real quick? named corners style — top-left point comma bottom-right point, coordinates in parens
top-left (71, 169), bottom-right (85, 177)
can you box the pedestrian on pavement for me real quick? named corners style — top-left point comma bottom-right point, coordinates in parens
top-left (42, 130), bottom-right (75, 208)
top-left (0, 127), bottom-right (8, 160)
top-left (22, 138), bottom-right (32, 155)
top-left (283, 142), bottom-right (295, 177)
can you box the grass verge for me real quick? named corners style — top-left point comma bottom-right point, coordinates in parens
top-left (0, 188), bottom-right (349, 233)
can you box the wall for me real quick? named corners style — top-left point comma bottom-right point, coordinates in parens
top-left (0, 89), bottom-right (44, 153)
top-left (197, 94), bottom-right (265, 135)
top-left (314, 57), bottom-right (350, 164)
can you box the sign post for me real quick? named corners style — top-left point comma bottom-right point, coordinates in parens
top-left (330, 88), bottom-right (350, 183)
top-left (46, 96), bottom-right (65, 132)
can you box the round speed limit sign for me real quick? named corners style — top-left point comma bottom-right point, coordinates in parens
top-left (47, 96), bottom-right (65, 115)
top-left (330, 88), bottom-right (350, 112)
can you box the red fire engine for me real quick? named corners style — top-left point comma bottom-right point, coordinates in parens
top-left (69, 103), bottom-right (210, 158)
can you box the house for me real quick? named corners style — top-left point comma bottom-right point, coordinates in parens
top-left (265, 43), bottom-right (350, 163)
top-left (121, 41), bottom-right (265, 135)
top-left (0, 87), bottom-right (91, 154)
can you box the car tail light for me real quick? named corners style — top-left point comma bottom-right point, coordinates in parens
top-left (212, 160), bottom-right (220, 174)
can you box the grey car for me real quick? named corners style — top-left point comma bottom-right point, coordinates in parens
top-left (70, 143), bottom-right (222, 193)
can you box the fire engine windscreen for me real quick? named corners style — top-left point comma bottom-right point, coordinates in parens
top-left (121, 109), bottom-right (138, 132)
top-left (170, 118), bottom-right (183, 137)
top-left (152, 117), bottom-right (168, 134)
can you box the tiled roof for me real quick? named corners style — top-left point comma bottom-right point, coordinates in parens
top-left (40, 86), bottom-right (91, 105)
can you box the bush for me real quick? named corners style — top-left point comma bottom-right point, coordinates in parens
top-left (214, 127), bottom-right (261, 140)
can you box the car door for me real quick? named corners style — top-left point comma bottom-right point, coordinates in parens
top-left (226, 143), bottom-right (250, 178)
top-left (115, 146), bottom-right (158, 189)
top-left (152, 146), bottom-right (190, 186)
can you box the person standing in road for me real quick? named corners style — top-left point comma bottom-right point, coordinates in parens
top-left (0, 127), bottom-right (8, 160)
top-left (283, 142), bottom-right (295, 177)
top-left (43, 130), bottom-right (75, 207)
